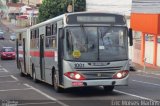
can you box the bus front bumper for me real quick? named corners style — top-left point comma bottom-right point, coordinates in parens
top-left (63, 76), bottom-right (129, 89)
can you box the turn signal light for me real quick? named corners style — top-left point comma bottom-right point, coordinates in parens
top-left (112, 70), bottom-right (129, 79)
top-left (64, 72), bottom-right (86, 80)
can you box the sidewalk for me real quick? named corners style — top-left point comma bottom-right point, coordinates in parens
top-left (1, 19), bottom-right (23, 32)
top-left (132, 62), bottom-right (160, 74)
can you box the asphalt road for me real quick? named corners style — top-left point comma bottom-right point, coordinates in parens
top-left (0, 23), bottom-right (160, 106)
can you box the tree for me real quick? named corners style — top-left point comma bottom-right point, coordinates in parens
top-left (12, 0), bottom-right (19, 3)
top-left (38, 0), bottom-right (86, 22)
top-left (72, 0), bottom-right (86, 12)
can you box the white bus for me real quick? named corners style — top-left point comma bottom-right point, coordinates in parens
top-left (16, 12), bottom-right (133, 92)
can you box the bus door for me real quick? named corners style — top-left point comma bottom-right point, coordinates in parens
top-left (40, 35), bottom-right (45, 80)
top-left (58, 28), bottom-right (64, 85)
top-left (22, 38), bottom-right (26, 73)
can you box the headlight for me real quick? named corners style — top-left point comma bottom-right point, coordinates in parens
top-left (2, 53), bottom-right (6, 56)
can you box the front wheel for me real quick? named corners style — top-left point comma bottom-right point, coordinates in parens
top-left (103, 86), bottom-right (114, 92)
top-left (53, 71), bottom-right (64, 93)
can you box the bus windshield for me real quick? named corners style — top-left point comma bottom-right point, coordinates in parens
top-left (64, 26), bottom-right (128, 62)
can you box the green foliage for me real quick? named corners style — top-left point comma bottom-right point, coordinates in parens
top-left (38, 0), bottom-right (86, 22)
top-left (68, 0), bottom-right (86, 12)
top-left (12, 0), bottom-right (19, 3)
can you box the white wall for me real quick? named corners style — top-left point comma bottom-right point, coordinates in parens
top-left (86, 0), bottom-right (132, 16)
top-left (145, 41), bottom-right (154, 64)
top-left (132, 0), bottom-right (160, 14)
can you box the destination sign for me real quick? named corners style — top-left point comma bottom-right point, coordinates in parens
top-left (77, 16), bottom-right (115, 23)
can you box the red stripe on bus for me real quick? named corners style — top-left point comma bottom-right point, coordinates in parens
top-left (30, 51), bottom-right (40, 57)
top-left (30, 51), bottom-right (55, 57)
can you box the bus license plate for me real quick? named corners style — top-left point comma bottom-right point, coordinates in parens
top-left (72, 82), bottom-right (84, 87)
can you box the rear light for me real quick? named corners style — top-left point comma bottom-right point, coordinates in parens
top-left (64, 72), bottom-right (86, 80)
top-left (112, 70), bottom-right (129, 79)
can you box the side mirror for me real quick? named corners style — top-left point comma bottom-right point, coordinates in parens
top-left (128, 28), bottom-right (133, 46)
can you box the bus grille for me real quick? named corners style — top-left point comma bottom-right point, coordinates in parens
top-left (77, 66), bottom-right (122, 79)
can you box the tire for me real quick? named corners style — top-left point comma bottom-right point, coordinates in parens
top-left (32, 65), bottom-right (38, 83)
top-left (53, 71), bottom-right (64, 93)
top-left (103, 86), bottom-right (114, 92)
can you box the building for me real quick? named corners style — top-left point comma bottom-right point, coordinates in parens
top-left (130, 0), bottom-right (160, 68)
top-left (19, 0), bottom-right (42, 6)
top-left (86, 0), bottom-right (132, 16)
top-left (0, 0), bottom-right (8, 18)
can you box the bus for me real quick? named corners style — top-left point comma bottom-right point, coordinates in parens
top-left (16, 12), bottom-right (133, 92)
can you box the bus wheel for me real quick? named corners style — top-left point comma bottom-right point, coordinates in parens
top-left (19, 62), bottom-right (25, 77)
top-left (53, 71), bottom-right (63, 93)
top-left (32, 65), bottom-right (38, 83)
top-left (103, 86), bottom-right (114, 92)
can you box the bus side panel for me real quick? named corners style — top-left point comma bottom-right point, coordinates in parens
top-left (30, 26), bottom-right (45, 81)
top-left (26, 30), bottom-right (31, 75)
top-left (30, 50), bottom-right (41, 80)
top-left (44, 50), bottom-right (58, 85)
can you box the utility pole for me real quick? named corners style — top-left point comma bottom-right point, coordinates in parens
top-left (28, 0), bottom-right (29, 5)
top-left (72, 0), bottom-right (74, 12)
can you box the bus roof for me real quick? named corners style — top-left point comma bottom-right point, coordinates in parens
top-left (18, 12), bottom-right (126, 31)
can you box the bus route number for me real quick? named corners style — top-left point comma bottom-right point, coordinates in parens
top-left (74, 63), bottom-right (84, 68)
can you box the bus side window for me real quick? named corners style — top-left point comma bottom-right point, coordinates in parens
top-left (46, 25), bottom-right (51, 36)
top-left (52, 23), bottom-right (57, 35)
top-left (31, 29), bottom-right (39, 49)
top-left (45, 23), bottom-right (57, 49)
top-left (31, 30), bottom-right (34, 48)
top-left (35, 29), bottom-right (39, 48)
